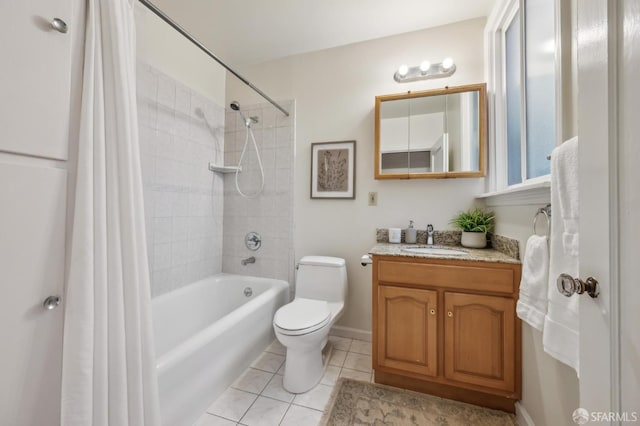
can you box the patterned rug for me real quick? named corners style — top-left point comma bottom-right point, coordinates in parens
top-left (321, 378), bottom-right (517, 426)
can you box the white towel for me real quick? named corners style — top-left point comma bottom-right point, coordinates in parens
top-left (516, 235), bottom-right (549, 331)
top-left (543, 137), bottom-right (580, 373)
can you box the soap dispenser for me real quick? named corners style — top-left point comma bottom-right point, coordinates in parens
top-left (405, 220), bottom-right (417, 244)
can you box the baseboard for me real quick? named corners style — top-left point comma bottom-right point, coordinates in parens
top-left (330, 325), bottom-right (372, 342)
top-left (515, 401), bottom-right (536, 426)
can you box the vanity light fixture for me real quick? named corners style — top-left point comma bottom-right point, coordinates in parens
top-left (394, 57), bottom-right (456, 83)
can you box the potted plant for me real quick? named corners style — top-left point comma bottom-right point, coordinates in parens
top-left (450, 208), bottom-right (495, 248)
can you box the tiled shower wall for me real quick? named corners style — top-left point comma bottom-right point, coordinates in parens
top-left (222, 101), bottom-right (295, 284)
top-left (137, 63), bottom-right (225, 297)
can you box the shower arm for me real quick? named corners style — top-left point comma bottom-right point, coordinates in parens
top-left (137, 0), bottom-right (290, 117)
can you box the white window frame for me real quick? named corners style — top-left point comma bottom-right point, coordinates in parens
top-left (480, 0), bottom-right (562, 205)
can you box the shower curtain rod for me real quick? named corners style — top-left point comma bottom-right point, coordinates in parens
top-left (138, 0), bottom-right (290, 117)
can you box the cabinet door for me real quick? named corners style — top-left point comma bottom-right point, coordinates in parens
top-left (444, 292), bottom-right (515, 391)
top-left (0, 0), bottom-right (72, 160)
top-left (0, 162), bottom-right (67, 425)
top-left (377, 285), bottom-right (438, 377)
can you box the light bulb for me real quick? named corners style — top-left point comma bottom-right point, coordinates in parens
top-left (397, 64), bottom-right (409, 77)
top-left (419, 61), bottom-right (431, 73)
top-left (442, 57), bottom-right (454, 70)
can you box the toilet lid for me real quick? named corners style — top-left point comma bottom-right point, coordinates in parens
top-left (274, 298), bottom-right (330, 332)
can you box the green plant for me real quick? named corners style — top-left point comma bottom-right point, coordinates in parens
top-left (449, 208), bottom-right (495, 233)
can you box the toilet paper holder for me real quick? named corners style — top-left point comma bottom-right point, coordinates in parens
top-left (361, 254), bottom-right (372, 266)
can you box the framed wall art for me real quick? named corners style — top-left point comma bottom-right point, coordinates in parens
top-left (310, 140), bottom-right (356, 199)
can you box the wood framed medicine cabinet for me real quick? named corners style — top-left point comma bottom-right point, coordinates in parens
top-left (374, 83), bottom-right (487, 179)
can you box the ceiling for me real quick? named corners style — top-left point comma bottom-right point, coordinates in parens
top-left (151, 0), bottom-right (496, 67)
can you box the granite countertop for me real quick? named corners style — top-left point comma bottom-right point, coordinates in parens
top-left (369, 243), bottom-right (521, 265)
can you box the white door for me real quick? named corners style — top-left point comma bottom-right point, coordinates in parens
top-left (617, 1), bottom-right (640, 416)
top-left (576, 0), bottom-right (639, 422)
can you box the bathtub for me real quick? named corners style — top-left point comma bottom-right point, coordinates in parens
top-left (152, 274), bottom-right (290, 426)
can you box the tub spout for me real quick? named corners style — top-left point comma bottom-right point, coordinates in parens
top-left (241, 256), bottom-right (256, 266)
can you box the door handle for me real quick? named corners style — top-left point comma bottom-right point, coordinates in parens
top-left (43, 295), bottom-right (61, 310)
top-left (556, 274), bottom-right (599, 298)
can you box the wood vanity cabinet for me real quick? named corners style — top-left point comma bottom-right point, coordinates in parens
top-left (372, 255), bottom-right (522, 412)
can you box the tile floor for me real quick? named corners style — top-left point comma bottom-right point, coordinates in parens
top-left (194, 335), bottom-right (373, 426)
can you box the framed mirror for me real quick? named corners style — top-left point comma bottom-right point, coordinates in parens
top-left (374, 83), bottom-right (486, 179)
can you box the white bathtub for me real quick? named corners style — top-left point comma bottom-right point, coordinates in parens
top-left (152, 274), bottom-right (290, 426)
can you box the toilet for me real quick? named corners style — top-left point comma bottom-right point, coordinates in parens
top-left (273, 256), bottom-right (347, 393)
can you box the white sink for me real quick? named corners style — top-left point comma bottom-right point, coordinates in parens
top-left (401, 247), bottom-right (467, 256)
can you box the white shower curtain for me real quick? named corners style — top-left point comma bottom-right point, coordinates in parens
top-left (61, 0), bottom-right (160, 425)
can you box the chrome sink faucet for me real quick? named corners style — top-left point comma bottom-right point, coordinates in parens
top-left (426, 224), bottom-right (434, 246)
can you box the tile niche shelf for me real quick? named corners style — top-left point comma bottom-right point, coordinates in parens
top-left (208, 163), bottom-right (242, 173)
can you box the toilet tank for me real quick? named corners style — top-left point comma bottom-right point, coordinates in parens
top-left (295, 256), bottom-right (347, 303)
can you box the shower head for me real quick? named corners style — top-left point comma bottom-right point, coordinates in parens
top-left (229, 100), bottom-right (258, 127)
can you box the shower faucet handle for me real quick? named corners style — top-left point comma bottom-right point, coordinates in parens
top-left (245, 232), bottom-right (262, 250)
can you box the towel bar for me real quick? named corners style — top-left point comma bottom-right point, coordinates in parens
top-left (533, 204), bottom-right (551, 236)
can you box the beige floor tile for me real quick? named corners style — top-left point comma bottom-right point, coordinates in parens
top-left (348, 339), bottom-right (372, 355)
top-left (320, 365), bottom-right (341, 386)
top-left (292, 384), bottom-right (334, 411)
top-left (264, 339), bottom-right (286, 356)
top-left (343, 352), bottom-right (372, 373)
top-left (239, 396), bottom-right (289, 426)
top-left (206, 388), bottom-right (257, 422)
top-left (261, 374), bottom-right (295, 403)
top-left (328, 335), bottom-right (352, 351)
top-left (339, 367), bottom-right (371, 382)
top-left (279, 404), bottom-right (323, 426)
top-left (251, 351), bottom-right (286, 373)
top-left (328, 349), bottom-right (347, 367)
top-left (232, 368), bottom-right (274, 394)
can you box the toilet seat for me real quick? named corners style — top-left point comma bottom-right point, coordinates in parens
top-left (274, 298), bottom-right (331, 336)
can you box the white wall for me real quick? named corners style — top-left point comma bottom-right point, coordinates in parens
top-left (227, 18), bottom-right (487, 334)
top-left (135, 2), bottom-right (225, 104)
top-left (489, 205), bottom-right (580, 425)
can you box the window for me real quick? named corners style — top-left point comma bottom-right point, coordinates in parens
top-left (523, 0), bottom-right (557, 180)
top-left (487, 0), bottom-right (559, 192)
top-left (505, 12), bottom-right (523, 186)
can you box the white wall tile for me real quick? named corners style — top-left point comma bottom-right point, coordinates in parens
top-left (171, 217), bottom-right (189, 242)
top-left (170, 264), bottom-right (188, 289)
top-left (153, 243), bottom-right (171, 271)
top-left (221, 102), bottom-right (295, 283)
top-left (139, 64), bottom-right (225, 297)
top-left (153, 191), bottom-right (172, 218)
top-left (154, 217), bottom-right (172, 244)
top-left (261, 108), bottom-right (277, 129)
top-left (156, 74), bottom-right (175, 108)
top-left (142, 87), bottom-right (293, 296)
top-left (171, 241), bottom-right (189, 267)
top-left (175, 84), bottom-right (191, 116)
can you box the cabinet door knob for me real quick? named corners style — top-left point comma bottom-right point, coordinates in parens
top-left (43, 295), bottom-right (61, 310)
top-left (51, 18), bottom-right (68, 33)
top-left (429, 308), bottom-right (436, 315)
top-left (447, 311), bottom-right (453, 318)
